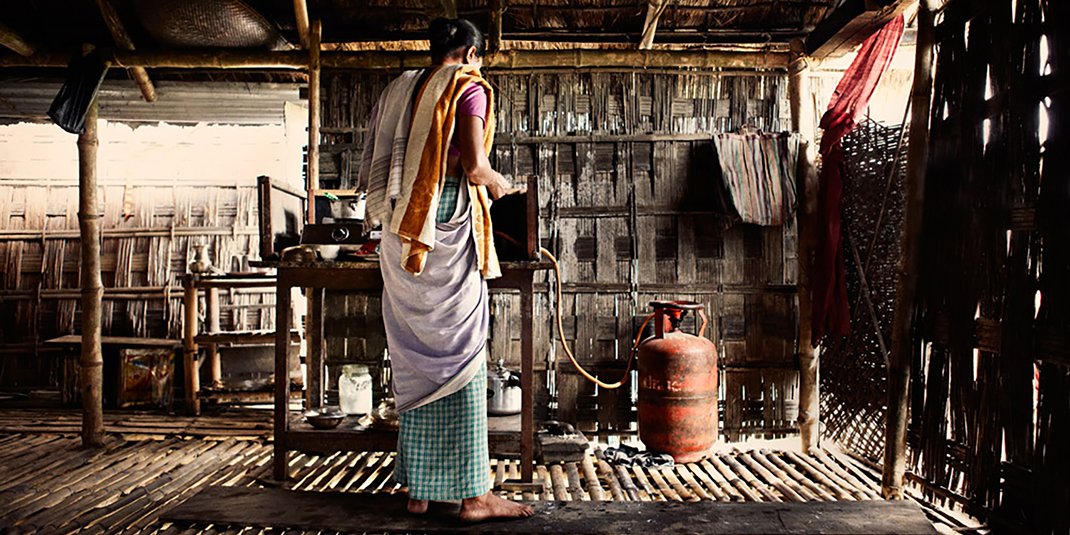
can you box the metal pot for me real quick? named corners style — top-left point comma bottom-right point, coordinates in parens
top-left (487, 360), bottom-right (521, 415)
top-left (330, 194), bottom-right (366, 220)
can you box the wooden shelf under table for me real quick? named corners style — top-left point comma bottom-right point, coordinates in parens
top-left (280, 413), bottom-right (523, 457)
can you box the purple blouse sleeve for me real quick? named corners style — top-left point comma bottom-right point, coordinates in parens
top-left (448, 84), bottom-right (489, 158)
top-left (457, 84), bottom-right (488, 123)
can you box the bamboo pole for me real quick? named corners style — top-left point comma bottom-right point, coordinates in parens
top-left (580, 456), bottom-right (605, 501)
top-left (613, 464), bottom-right (642, 500)
top-left (883, 0), bottom-right (935, 500)
top-left (93, 0), bottom-right (156, 102)
top-left (639, 0), bottom-right (669, 50)
top-left (292, 0), bottom-right (311, 49)
top-left (788, 40), bottom-right (821, 453)
top-left (0, 226), bottom-right (261, 240)
top-left (682, 463), bottom-right (724, 500)
top-left (597, 458), bottom-right (627, 500)
top-left (537, 465), bottom-right (555, 500)
top-left (183, 279), bottom-right (201, 415)
top-left (306, 21), bottom-right (321, 225)
top-left (0, 48), bottom-right (790, 71)
top-left (78, 97), bottom-right (104, 449)
top-left (549, 464), bottom-right (571, 500)
top-left (564, 462), bottom-right (588, 500)
top-left (488, 0), bottom-right (504, 54)
top-left (205, 287), bottom-right (222, 388)
top-left (0, 21), bottom-right (37, 56)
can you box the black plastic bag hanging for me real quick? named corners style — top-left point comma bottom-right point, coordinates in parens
top-left (48, 50), bottom-right (108, 134)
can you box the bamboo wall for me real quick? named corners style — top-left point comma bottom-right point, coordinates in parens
top-left (819, 118), bottom-right (907, 461)
top-left (906, 0), bottom-right (1070, 531)
top-left (0, 121), bottom-right (300, 389)
top-left (320, 69), bottom-right (800, 439)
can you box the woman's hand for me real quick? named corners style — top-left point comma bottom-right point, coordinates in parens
top-left (486, 173), bottom-right (526, 200)
top-left (456, 114), bottom-right (526, 200)
top-left (458, 115), bottom-right (503, 187)
top-left (487, 179), bottom-right (509, 201)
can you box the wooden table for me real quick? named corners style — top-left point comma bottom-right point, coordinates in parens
top-left (273, 259), bottom-right (552, 484)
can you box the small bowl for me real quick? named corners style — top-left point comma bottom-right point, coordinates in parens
top-left (317, 245), bottom-right (340, 261)
top-left (304, 409), bottom-right (345, 430)
top-left (281, 245), bottom-right (317, 263)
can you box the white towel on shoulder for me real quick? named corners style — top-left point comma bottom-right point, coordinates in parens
top-left (357, 69), bottom-right (423, 230)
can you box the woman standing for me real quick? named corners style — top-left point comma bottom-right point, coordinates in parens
top-left (358, 18), bottom-right (533, 522)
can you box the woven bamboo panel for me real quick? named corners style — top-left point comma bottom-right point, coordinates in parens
top-left (895, 0), bottom-right (1070, 530)
top-left (320, 69), bottom-right (798, 438)
top-left (819, 119), bottom-right (907, 462)
top-left (0, 184), bottom-right (274, 388)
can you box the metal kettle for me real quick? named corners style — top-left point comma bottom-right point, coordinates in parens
top-left (487, 359), bottom-right (521, 415)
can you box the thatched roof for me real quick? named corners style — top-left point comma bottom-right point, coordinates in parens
top-left (0, 0), bottom-right (915, 95)
top-left (4, 0), bottom-right (833, 53)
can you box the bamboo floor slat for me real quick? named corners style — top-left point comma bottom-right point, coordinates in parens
top-left (0, 408), bottom-right (273, 438)
top-left (0, 409), bottom-right (945, 534)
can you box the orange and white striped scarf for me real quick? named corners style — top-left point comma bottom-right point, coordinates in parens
top-left (389, 65), bottom-right (501, 279)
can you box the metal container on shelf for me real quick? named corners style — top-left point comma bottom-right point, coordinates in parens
top-left (637, 300), bottom-right (719, 463)
top-left (487, 359), bottom-right (521, 415)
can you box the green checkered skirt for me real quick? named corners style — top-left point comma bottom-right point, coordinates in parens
top-left (393, 366), bottom-right (491, 500)
top-left (436, 176), bottom-right (462, 223)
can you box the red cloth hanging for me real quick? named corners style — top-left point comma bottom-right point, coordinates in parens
top-left (811, 16), bottom-right (905, 347)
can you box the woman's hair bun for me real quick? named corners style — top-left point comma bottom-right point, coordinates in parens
top-left (429, 18), bottom-right (458, 47)
top-left (429, 17), bottom-right (486, 63)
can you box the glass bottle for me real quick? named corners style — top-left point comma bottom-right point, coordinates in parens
top-left (339, 364), bottom-right (373, 415)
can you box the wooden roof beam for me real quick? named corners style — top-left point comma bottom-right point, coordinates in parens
top-left (0, 21), bottom-right (37, 57)
top-left (0, 48), bottom-right (788, 70)
top-left (639, 0), bottom-right (670, 50)
top-left (94, 0), bottom-right (156, 102)
top-left (293, 0), bottom-right (311, 49)
top-left (806, 0), bottom-right (914, 59)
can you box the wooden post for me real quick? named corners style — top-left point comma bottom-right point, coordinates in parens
top-left (257, 175), bottom-right (274, 259)
top-left (303, 20), bottom-right (323, 412)
top-left (306, 21), bottom-right (321, 225)
top-left (520, 275), bottom-right (535, 483)
top-left (274, 281), bottom-right (293, 481)
top-left (206, 287), bottom-right (222, 388)
top-left (306, 287), bottom-right (325, 409)
top-left (78, 97), bottom-right (104, 448)
top-left (789, 41), bottom-right (820, 453)
top-left (183, 277), bottom-right (201, 415)
top-left (883, 1), bottom-right (935, 499)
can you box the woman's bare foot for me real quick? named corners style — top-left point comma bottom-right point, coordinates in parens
top-left (459, 492), bottom-right (534, 522)
top-left (407, 498), bottom-right (429, 514)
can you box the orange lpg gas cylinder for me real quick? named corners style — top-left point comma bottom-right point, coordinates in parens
top-left (637, 301), bottom-right (718, 463)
